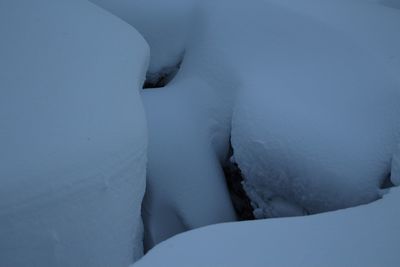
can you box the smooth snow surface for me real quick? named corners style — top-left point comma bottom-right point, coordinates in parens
top-left (0, 0), bottom-right (149, 266)
top-left (133, 187), bottom-right (400, 267)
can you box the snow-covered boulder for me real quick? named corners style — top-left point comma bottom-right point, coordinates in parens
top-left (132, 187), bottom-right (400, 267)
top-left (0, 0), bottom-right (149, 266)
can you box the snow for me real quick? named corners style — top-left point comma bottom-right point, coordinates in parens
top-left (392, 144), bottom-right (400, 186)
top-left (91, 0), bottom-right (400, 246)
top-left (133, 187), bottom-right (400, 267)
top-left (379, 0), bottom-right (400, 9)
top-left (91, 0), bottom-right (238, 249)
top-left (2, 0), bottom-right (398, 265)
top-left (141, 87), bottom-right (237, 249)
top-left (90, 0), bottom-right (195, 75)
top-left (229, 0), bottom-right (400, 218)
top-left (0, 0), bottom-right (149, 266)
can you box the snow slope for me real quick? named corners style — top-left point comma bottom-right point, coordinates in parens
top-left (0, 0), bottom-right (149, 266)
top-left (133, 187), bottom-right (400, 267)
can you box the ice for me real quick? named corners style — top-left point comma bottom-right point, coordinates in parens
top-left (0, 0), bottom-right (149, 266)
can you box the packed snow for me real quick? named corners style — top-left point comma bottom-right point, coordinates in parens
top-left (0, 0), bottom-right (148, 266)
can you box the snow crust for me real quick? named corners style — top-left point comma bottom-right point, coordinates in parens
top-left (133, 187), bottom-right (400, 267)
top-left (0, 0), bottom-right (149, 266)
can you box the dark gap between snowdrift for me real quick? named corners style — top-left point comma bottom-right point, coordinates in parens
top-left (223, 142), bottom-right (255, 221)
top-left (143, 54), bottom-right (184, 89)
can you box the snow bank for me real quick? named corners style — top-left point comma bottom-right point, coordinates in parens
top-left (0, 0), bottom-right (149, 266)
top-left (133, 187), bottom-right (400, 267)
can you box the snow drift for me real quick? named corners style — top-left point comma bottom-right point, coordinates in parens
top-left (231, 0), bottom-right (400, 218)
top-left (133, 187), bottom-right (400, 267)
top-left (1, 0), bottom-right (399, 265)
top-left (91, 0), bottom-right (400, 247)
top-left (0, 0), bottom-right (149, 266)
top-left (91, 0), bottom-right (238, 249)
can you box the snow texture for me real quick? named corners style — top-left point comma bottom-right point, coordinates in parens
top-left (0, 0), bottom-right (149, 266)
top-left (133, 187), bottom-right (400, 267)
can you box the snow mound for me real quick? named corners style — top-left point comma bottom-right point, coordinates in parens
top-left (0, 0), bottom-right (149, 266)
top-left (231, 0), bottom-right (400, 218)
top-left (133, 187), bottom-right (400, 267)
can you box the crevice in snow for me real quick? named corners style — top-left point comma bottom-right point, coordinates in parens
top-left (143, 53), bottom-right (184, 89)
top-left (223, 143), bottom-right (255, 221)
top-left (380, 172), bottom-right (394, 189)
